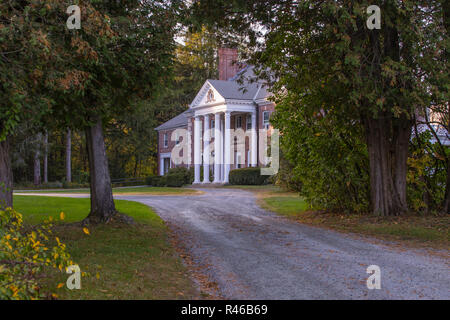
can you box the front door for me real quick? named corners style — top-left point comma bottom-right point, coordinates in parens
top-left (236, 152), bottom-right (242, 169)
top-left (163, 157), bottom-right (170, 174)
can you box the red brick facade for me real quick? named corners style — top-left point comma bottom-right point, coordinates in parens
top-left (157, 127), bottom-right (188, 175)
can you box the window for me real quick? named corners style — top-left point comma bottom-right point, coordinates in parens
top-left (163, 133), bottom-right (168, 148)
top-left (246, 114), bottom-right (252, 130)
top-left (174, 131), bottom-right (180, 145)
top-left (236, 153), bottom-right (242, 169)
top-left (211, 119), bottom-right (215, 137)
top-left (235, 115), bottom-right (242, 129)
top-left (263, 111), bottom-right (270, 129)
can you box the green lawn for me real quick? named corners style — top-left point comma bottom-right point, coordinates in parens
top-left (14, 186), bottom-right (201, 196)
top-left (263, 196), bottom-right (310, 216)
top-left (14, 196), bottom-right (164, 224)
top-left (253, 188), bottom-right (449, 249)
top-left (13, 195), bottom-right (198, 299)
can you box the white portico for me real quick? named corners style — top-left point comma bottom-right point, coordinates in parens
top-left (190, 80), bottom-right (260, 184)
top-left (155, 49), bottom-right (275, 181)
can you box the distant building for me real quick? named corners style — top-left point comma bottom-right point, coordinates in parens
top-left (414, 108), bottom-right (450, 146)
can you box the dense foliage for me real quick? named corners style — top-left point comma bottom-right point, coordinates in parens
top-left (272, 96), bottom-right (370, 212)
top-left (407, 130), bottom-right (449, 213)
top-left (0, 208), bottom-right (72, 299)
top-left (189, 0), bottom-right (450, 215)
top-left (11, 25), bottom-right (221, 186)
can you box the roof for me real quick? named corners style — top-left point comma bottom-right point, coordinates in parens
top-left (207, 65), bottom-right (272, 101)
top-left (155, 109), bottom-right (191, 131)
top-left (207, 79), bottom-right (262, 100)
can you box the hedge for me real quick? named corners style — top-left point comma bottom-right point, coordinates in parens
top-left (146, 167), bottom-right (193, 188)
top-left (146, 175), bottom-right (166, 187)
top-left (229, 167), bottom-right (269, 185)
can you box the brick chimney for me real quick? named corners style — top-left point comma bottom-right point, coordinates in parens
top-left (218, 48), bottom-right (240, 81)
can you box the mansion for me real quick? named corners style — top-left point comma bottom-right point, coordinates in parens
top-left (155, 48), bottom-right (275, 184)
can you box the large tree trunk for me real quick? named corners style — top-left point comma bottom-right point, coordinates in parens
top-left (33, 148), bottom-right (41, 186)
top-left (393, 116), bottom-right (412, 209)
top-left (364, 116), bottom-right (411, 216)
top-left (43, 131), bottom-right (48, 184)
top-left (362, 4), bottom-right (411, 216)
top-left (66, 128), bottom-right (72, 183)
top-left (444, 101), bottom-right (450, 214)
top-left (444, 166), bottom-right (450, 214)
top-left (442, 0), bottom-right (450, 214)
top-left (0, 138), bottom-right (13, 209)
top-left (84, 118), bottom-right (116, 224)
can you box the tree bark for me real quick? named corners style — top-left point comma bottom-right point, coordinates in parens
top-left (444, 166), bottom-right (450, 214)
top-left (444, 99), bottom-right (450, 214)
top-left (362, 4), bottom-right (411, 216)
top-left (33, 148), bottom-right (41, 186)
top-left (66, 128), bottom-right (72, 183)
top-left (393, 116), bottom-right (412, 209)
top-left (43, 131), bottom-right (48, 184)
top-left (84, 118), bottom-right (116, 223)
top-left (442, 0), bottom-right (450, 213)
top-left (364, 116), bottom-right (411, 216)
top-left (0, 138), bottom-right (13, 209)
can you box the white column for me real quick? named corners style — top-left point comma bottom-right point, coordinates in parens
top-left (187, 121), bottom-right (192, 169)
top-left (220, 118), bottom-right (224, 181)
top-left (251, 111), bottom-right (257, 167)
top-left (203, 115), bottom-right (210, 183)
top-left (160, 157), bottom-right (164, 176)
top-left (193, 115), bottom-right (201, 184)
top-left (224, 111), bottom-right (231, 183)
top-left (213, 113), bottom-right (221, 183)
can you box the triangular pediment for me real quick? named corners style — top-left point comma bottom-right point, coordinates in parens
top-left (189, 80), bottom-right (225, 109)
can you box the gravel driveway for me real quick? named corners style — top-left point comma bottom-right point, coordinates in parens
top-left (117, 188), bottom-right (450, 300)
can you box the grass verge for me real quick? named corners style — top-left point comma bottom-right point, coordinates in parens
top-left (13, 195), bottom-right (198, 299)
top-left (248, 186), bottom-right (450, 249)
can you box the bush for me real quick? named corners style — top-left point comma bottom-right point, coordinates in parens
top-left (15, 181), bottom-right (64, 190)
top-left (62, 181), bottom-right (89, 189)
top-left (146, 175), bottom-right (166, 187)
top-left (165, 174), bottom-right (184, 187)
top-left (229, 167), bottom-right (269, 185)
top-left (44, 181), bottom-right (64, 189)
top-left (274, 150), bottom-right (302, 192)
top-left (407, 131), bottom-right (448, 213)
top-left (146, 167), bottom-right (192, 188)
top-left (271, 104), bottom-right (370, 213)
top-left (0, 208), bottom-right (73, 300)
top-left (167, 167), bottom-right (192, 186)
